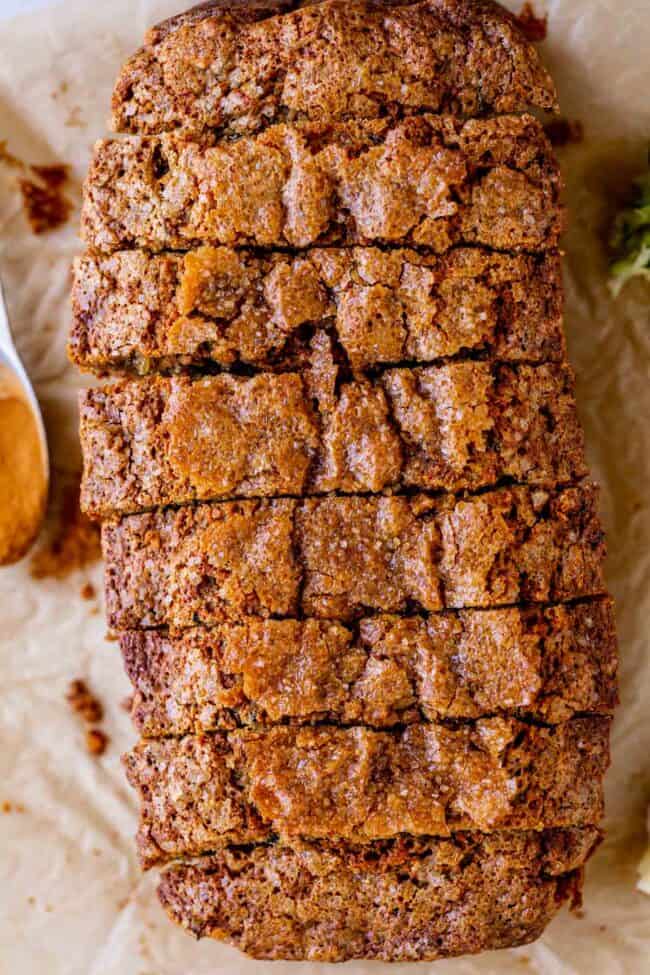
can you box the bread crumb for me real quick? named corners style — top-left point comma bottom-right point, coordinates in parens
top-left (544, 118), bottom-right (584, 147)
top-left (65, 106), bottom-right (85, 129)
top-left (0, 142), bottom-right (72, 233)
top-left (121, 695), bottom-right (134, 713)
top-left (31, 477), bottom-right (101, 580)
top-left (86, 728), bottom-right (108, 756)
top-left (515, 2), bottom-right (548, 42)
top-left (0, 140), bottom-right (23, 169)
top-left (19, 166), bottom-right (72, 234)
top-left (66, 679), bottom-right (104, 724)
top-left (80, 582), bottom-right (96, 600)
top-left (2, 800), bottom-right (26, 813)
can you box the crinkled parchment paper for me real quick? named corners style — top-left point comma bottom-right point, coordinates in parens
top-left (1, 0), bottom-right (649, 971)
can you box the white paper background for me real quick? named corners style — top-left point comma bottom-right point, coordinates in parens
top-left (0, 0), bottom-right (649, 971)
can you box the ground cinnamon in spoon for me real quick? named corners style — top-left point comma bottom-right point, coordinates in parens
top-left (0, 381), bottom-right (47, 565)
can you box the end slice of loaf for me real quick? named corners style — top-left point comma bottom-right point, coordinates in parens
top-left (111, 0), bottom-right (557, 136)
top-left (157, 829), bottom-right (600, 961)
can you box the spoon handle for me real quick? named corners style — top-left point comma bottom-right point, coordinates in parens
top-left (0, 274), bottom-right (49, 480)
top-left (0, 275), bottom-right (16, 359)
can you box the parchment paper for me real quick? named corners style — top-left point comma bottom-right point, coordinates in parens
top-left (0, 1), bottom-right (649, 971)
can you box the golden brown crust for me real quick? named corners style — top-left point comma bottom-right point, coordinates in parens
top-left (71, 2), bottom-right (615, 962)
top-left (102, 483), bottom-right (607, 630)
top-left (70, 247), bottom-right (565, 374)
top-left (145, 1), bottom-right (305, 44)
top-left (81, 115), bottom-right (563, 254)
top-left (122, 599), bottom-right (618, 735)
top-left (79, 363), bottom-right (586, 518)
top-left (158, 829), bottom-right (600, 961)
top-left (124, 717), bottom-right (609, 867)
top-left (112, 0), bottom-right (557, 136)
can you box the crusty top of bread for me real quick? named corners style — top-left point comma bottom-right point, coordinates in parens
top-left (112, 0), bottom-right (558, 135)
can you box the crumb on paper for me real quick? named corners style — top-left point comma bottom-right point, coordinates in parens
top-left (85, 728), bottom-right (108, 757)
top-left (19, 165), bottom-right (72, 234)
top-left (65, 106), bottom-right (85, 129)
top-left (2, 800), bottom-right (26, 814)
top-left (0, 142), bottom-right (73, 234)
top-left (515, 2), bottom-right (548, 42)
top-left (544, 118), bottom-right (584, 147)
top-left (0, 140), bottom-right (23, 169)
top-left (66, 679), bottom-right (104, 724)
top-left (121, 695), bottom-right (134, 713)
top-left (80, 582), bottom-right (96, 601)
top-left (66, 674), bottom-right (110, 764)
top-left (30, 477), bottom-right (101, 580)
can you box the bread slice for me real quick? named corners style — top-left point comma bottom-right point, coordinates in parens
top-left (81, 114), bottom-right (562, 253)
top-left (80, 363), bottom-right (586, 518)
top-left (124, 718), bottom-right (609, 867)
top-left (70, 247), bottom-right (565, 375)
top-left (111, 0), bottom-right (557, 136)
top-left (102, 483), bottom-right (606, 630)
top-left (122, 600), bottom-right (618, 736)
top-left (157, 829), bottom-right (600, 961)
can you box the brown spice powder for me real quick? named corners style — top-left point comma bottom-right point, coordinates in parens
top-left (0, 392), bottom-right (47, 566)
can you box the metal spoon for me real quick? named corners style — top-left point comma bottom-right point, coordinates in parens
top-left (0, 275), bottom-right (49, 565)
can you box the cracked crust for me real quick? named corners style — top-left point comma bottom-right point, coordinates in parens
top-left (124, 717), bottom-right (609, 867)
top-left (79, 362), bottom-right (586, 518)
top-left (111, 0), bottom-right (558, 136)
top-left (157, 829), bottom-right (600, 961)
top-left (102, 483), bottom-right (607, 629)
top-left (121, 599), bottom-right (618, 735)
top-left (81, 114), bottom-right (563, 254)
top-left (145, 1), bottom-right (308, 43)
top-left (70, 246), bottom-right (565, 375)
